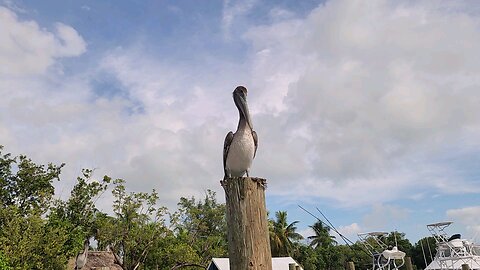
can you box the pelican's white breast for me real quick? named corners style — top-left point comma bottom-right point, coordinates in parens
top-left (226, 127), bottom-right (255, 177)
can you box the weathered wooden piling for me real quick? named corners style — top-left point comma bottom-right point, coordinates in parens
top-left (405, 257), bottom-right (413, 270)
top-left (462, 264), bottom-right (471, 270)
top-left (221, 177), bottom-right (272, 270)
top-left (346, 261), bottom-right (355, 270)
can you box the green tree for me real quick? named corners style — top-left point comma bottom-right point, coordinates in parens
top-left (384, 231), bottom-right (414, 256)
top-left (50, 169), bottom-right (111, 231)
top-left (308, 220), bottom-right (336, 249)
top-left (0, 251), bottom-right (11, 270)
top-left (0, 206), bottom-right (71, 269)
top-left (0, 147), bottom-right (69, 269)
top-left (294, 240), bottom-right (372, 270)
top-left (412, 236), bottom-right (437, 269)
top-left (96, 179), bottom-right (168, 270)
top-left (144, 231), bottom-right (203, 270)
top-left (321, 245), bottom-right (348, 270)
top-left (0, 146), bottom-right (63, 215)
top-left (293, 244), bottom-right (319, 269)
top-left (269, 211), bottom-right (303, 257)
top-left (171, 190), bottom-right (228, 267)
top-left (47, 169), bottom-right (112, 261)
top-left (345, 242), bottom-right (372, 270)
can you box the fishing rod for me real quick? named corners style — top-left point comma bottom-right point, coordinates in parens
top-left (315, 207), bottom-right (357, 246)
top-left (317, 207), bottom-right (376, 259)
top-left (298, 205), bottom-right (372, 258)
top-left (298, 205), bottom-right (352, 247)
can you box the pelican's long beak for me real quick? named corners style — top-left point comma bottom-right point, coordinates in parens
top-left (234, 89), bottom-right (253, 130)
top-left (239, 96), bottom-right (253, 130)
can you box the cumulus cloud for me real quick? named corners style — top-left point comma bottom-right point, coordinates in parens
top-left (362, 204), bottom-right (409, 231)
top-left (244, 0), bottom-right (480, 204)
top-left (54, 23), bottom-right (87, 57)
top-left (337, 223), bottom-right (362, 241)
top-left (268, 8), bottom-right (295, 21)
top-left (298, 227), bottom-right (315, 240)
top-left (447, 206), bottom-right (480, 238)
top-left (1, 0), bottom-right (480, 213)
top-left (90, 48), bottom-right (251, 207)
top-left (1, 0), bottom-right (26, 13)
top-left (0, 7), bottom-right (89, 158)
top-left (222, 0), bottom-right (258, 39)
top-left (0, 7), bottom-right (86, 75)
top-left (0, 4), bottom-right (239, 210)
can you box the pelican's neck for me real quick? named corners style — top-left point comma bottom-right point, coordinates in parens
top-left (83, 242), bottom-right (89, 254)
top-left (237, 115), bottom-right (249, 132)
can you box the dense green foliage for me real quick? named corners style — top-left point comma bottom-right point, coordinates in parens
top-left (269, 211), bottom-right (303, 257)
top-left (0, 146), bottom-right (70, 269)
top-left (308, 221), bottom-right (336, 248)
top-left (411, 236), bottom-right (437, 269)
top-left (0, 146), bottom-right (63, 215)
top-left (0, 251), bottom-right (11, 270)
top-left (0, 146), bottom-right (437, 269)
top-left (171, 190), bottom-right (228, 266)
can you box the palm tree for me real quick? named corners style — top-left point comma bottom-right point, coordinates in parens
top-left (269, 211), bottom-right (303, 257)
top-left (308, 220), bottom-right (336, 249)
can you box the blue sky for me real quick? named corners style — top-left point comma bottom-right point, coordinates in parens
top-left (1, 0), bottom-right (480, 244)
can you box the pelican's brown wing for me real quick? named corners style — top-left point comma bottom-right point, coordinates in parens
top-left (252, 130), bottom-right (258, 158)
top-left (223, 131), bottom-right (234, 177)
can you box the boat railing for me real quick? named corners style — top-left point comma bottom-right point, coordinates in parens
top-left (425, 222), bottom-right (480, 270)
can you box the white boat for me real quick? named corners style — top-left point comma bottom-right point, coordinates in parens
top-left (425, 222), bottom-right (480, 270)
top-left (358, 231), bottom-right (406, 270)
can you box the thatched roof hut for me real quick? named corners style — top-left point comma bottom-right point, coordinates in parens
top-left (68, 251), bottom-right (123, 270)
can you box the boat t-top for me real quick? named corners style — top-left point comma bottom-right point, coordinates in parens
top-left (358, 231), bottom-right (406, 270)
top-left (425, 221), bottom-right (480, 270)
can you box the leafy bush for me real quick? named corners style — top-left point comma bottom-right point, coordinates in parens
top-left (0, 252), bottom-right (11, 270)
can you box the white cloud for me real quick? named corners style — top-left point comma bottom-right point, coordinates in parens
top-left (337, 223), bottom-right (362, 241)
top-left (362, 204), bottom-right (409, 231)
top-left (0, 7), bottom-right (86, 76)
top-left (243, 0), bottom-right (480, 205)
top-left (1, 0), bottom-right (26, 13)
top-left (1, 0), bottom-right (480, 214)
top-left (447, 206), bottom-right (480, 238)
top-left (298, 227), bottom-right (314, 240)
top-left (268, 8), bottom-right (295, 21)
top-left (0, 9), bottom-right (246, 215)
top-left (54, 23), bottom-right (87, 57)
top-left (0, 7), bottom-right (89, 173)
top-left (90, 48), bottom-right (251, 207)
top-left (222, 0), bottom-right (258, 39)
top-left (0, 15), bottom-right (243, 209)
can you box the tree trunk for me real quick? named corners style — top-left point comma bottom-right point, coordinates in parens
top-left (221, 177), bottom-right (272, 270)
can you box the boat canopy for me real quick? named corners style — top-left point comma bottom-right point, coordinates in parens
top-left (427, 221), bottom-right (453, 227)
top-left (360, 231), bottom-right (389, 236)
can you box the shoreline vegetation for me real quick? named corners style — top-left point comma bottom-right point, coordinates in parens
top-left (0, 146), bottom-right (435, 270)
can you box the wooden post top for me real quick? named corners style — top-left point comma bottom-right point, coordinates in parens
top-left (220, 177), bottom-right (267, 190)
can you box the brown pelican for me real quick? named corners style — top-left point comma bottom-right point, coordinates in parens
top-left (74, 239), bottom-right (89, 270)
top-left (223, 86), bottom-right (258, 178)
